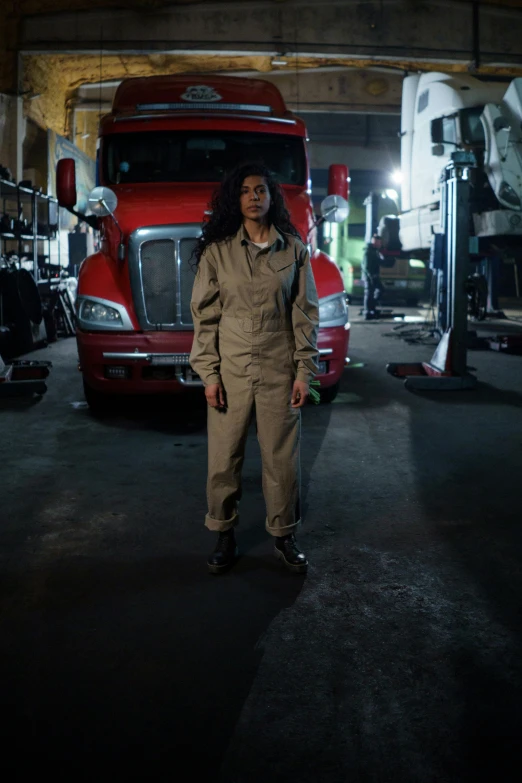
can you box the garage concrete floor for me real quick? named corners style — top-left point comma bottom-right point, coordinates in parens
top-left (1, 313), bottom-right (522, 782)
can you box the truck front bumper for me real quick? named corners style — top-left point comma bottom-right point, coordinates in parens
top-left (317, 324), bottom-right (350, 388)
top-left (77, 330), bottom-right (197, 395)
top-left (78, 323), bottom-right (350, 395)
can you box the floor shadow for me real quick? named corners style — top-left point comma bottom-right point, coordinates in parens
top-left (76, 392), bottom-right (209, 435)
top-left (407, 372), bottom-right (522, 781)
top-left (408, 381), bottom-right (522, 408)
top-left (1, 364), bottom-right (334, 780)
top-left (340, 352), bottom-right (397, 411)
top-left (0, 393), bottom-right (46, 412)
top-left (1, 546), bottom-right (305, 780)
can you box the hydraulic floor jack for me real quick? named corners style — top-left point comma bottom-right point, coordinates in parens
top-left (0, 352), bottom-right (51, 398)
top-left (387, 151), bottom-right (478, 390)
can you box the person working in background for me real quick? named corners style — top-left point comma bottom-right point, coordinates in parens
top-left (362, 233), bottom-right (383, 320)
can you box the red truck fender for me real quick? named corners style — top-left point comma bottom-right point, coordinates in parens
top-left (78, 251), bottom-right (139, 329)
top-left (311, 249), bottom-right (346, 298)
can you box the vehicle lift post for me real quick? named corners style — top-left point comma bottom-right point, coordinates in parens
top-left (387, 151), bottom-right (478, 391)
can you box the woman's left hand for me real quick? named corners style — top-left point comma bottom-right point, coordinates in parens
top-left (291, 380), bottom-right (310, 408)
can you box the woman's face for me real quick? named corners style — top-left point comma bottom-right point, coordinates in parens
top-left (239, 176), bottom-right (271, 222)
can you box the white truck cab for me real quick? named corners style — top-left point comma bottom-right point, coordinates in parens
top-left (399, 72), bottom-right (522, 255)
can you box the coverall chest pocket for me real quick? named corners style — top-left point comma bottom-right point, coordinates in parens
top-left (268, 255), bottom-right (297, 301)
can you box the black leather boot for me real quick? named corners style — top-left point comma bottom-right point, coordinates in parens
top-left (274, 533), bottom-right (308, 573)
top-left (207, 529), bottom-right (238, 574)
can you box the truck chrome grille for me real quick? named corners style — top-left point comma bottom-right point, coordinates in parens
top-left (128, 225), bottom-right (201, 330)
top-left (179, 238), bottom-right (198, 324)
top-left (141, 239), bottom-right (177, 325)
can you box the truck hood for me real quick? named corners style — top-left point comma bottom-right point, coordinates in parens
top-left (109, 182), bottom-right (314, 238)
top-left (111, 183), bottom-right (215, 233)
top-left (482, 78), bottom-right (522, 210)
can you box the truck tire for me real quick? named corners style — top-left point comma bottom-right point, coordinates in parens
top-left (83, 379), bottom-right (116, 416)
top-left (319, 381), bottom-right (340, 404)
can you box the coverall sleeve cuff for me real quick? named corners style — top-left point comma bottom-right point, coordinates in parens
top-left (296, 368), bottom-right (314, 383)
top-left (202, 372), bottom-right (222, 386)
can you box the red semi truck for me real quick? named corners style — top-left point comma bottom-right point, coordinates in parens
top-left (57, 75), bottom-right (350, 409)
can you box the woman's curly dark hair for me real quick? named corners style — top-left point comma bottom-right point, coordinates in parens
top-left (193, 162), bottom-right (300, 264)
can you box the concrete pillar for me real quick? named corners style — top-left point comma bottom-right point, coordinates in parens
top-left (1, 55), bottom-right (27, 184)
top-left (15, 96), bottom-right (25, 184)
top-left (0, 93), bottom-right (18, 180)
top-left (15, 54), bottom-right (25, 184)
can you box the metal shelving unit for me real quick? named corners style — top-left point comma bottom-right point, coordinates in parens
top-left (0, 179), bottom-right (74, 357)
top-left (0, 178), bottom-right (60, 279)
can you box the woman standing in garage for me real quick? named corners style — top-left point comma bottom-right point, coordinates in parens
top-left (190, 162), bottom-right (319, 575)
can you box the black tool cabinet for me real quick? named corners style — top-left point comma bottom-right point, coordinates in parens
top-left (0, 178), bottom-right (75, 358)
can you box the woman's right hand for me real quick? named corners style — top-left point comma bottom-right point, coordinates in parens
top-left (205, 382), bottom-right (226, 409)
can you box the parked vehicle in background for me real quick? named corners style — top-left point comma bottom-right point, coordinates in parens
top-left (56, 75), bottom-right (351, 410)
top-left (319, 194), bottom-right (427, 306)
top-left (326, 70), bottom-right (522, 306)
top-left (399, 71), bottom-right (522, 259)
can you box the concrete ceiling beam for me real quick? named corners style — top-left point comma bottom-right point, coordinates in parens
top-left (20, 0), bottom-right (522, 70)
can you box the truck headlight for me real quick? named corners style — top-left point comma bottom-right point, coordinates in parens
top-left (81, 300), bottom-right (122, 325)
top-left (319, 293), bottom-right (349, 327)
top-left (77, 296), bottom-right (132, 330)
top-left (498, 182), bottom-right (521, 210)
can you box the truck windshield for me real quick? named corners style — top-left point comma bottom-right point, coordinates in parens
top-left (103, 130), bottom-right (306, 185)
top-left (460, 107), bottom-right (485, 146)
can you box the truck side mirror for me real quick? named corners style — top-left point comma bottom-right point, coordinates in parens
top-left (431, 144), bottom-right (445, 157)
top-left (56, 158), bottom-right (77, 208)
top-left (320, 194), bottom-right (349, 224)
top-left (87, 186), bottom-right (118, 217)
top-left (431, 118), bottom-right (444, 144)
top-left (88, 186), bottom-right (126, 261)
top-left (327, 164), bottom-right (350, 201)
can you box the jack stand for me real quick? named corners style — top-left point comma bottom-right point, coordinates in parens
top-left (387, 151), bottom-right (478, 391)
top-left (387, 328), bottom-right (477, 389)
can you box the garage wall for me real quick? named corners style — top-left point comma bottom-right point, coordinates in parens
top-left (308, 143), bottom-right (399, 173)
top-left (304, 111), bottom-right (401, 173)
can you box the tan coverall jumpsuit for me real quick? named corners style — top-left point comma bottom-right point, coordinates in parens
top-left (189, 224), bottom-right (319, 537)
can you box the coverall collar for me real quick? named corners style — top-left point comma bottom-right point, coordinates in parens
top-left (239, 223), bottom-right (285, 250)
